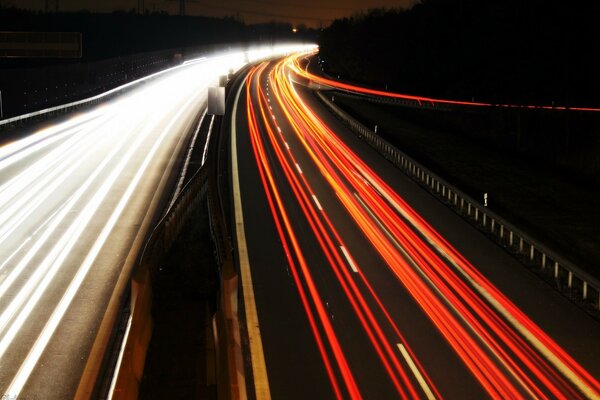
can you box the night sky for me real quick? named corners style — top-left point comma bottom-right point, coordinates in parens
top-left (9, 0), bottom-right (414, 27)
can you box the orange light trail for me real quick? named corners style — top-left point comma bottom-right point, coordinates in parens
top-left (244, 53), bottom-right (600, 399)
top-left (247, 64), bottom-right (360, 399)
top-left (291, 50), bottom-right (600, 112)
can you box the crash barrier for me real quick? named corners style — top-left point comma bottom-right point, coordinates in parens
top-left (206, 120), bottom-right (244, 400)
top-left (0, 49), bottom-right (181, 124)
top-left (110, 163), bottom-right (209, 399)
top-left (0, 43), bottom-right (241, 130)
top-left (316, 90), bottom-right (600, 312)
top-left (206, 65), bottom-right (254, 400)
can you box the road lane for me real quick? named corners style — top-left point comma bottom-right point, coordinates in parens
top-left (233, 55), bottom-right (600, 399)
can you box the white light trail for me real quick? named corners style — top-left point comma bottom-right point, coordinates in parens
top-left (0, 43), bottom-right (315, 397)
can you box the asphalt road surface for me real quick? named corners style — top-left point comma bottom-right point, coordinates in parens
top-left (230, 55), bottom-right (600, 399)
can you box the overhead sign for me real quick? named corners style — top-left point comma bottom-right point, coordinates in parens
top-left (0, 31), bottom-right (82, 58)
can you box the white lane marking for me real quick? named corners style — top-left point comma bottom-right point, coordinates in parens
top-left (311, 194), bottom-right (323, 211)
top-left (277, 126), bottom-right (282, 133)
top-left (295, 163), bottom-right (302, 174)
top-left (340, 246), bottom-right (358, 273)
top-left (397, 343), bottom-right (436, 400)
top-left (284, 142), bottom-right (290, 150)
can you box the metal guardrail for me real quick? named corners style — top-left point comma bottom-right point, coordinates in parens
top-left (316, 90), bottom-right (600, 312)
top-left (0, 58), bottom-right (185, 132)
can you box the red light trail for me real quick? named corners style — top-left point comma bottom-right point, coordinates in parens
top-left (290, 51), bottom-right (600, 112)
top-left (244, 53), bottom-right (600, 398)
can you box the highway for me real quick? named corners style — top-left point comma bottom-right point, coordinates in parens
top-left (0, 49), bottom-right (272, 399)
top-left (230, 55), bottom-right (600, 399)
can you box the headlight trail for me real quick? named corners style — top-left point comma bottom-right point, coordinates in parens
top-left (0, 44), bottom-right (313, 399)
top-left (243, 53), bottom-right (600, 399)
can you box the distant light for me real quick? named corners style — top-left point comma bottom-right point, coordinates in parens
top-left (292, 28), bottom-right (298, 33)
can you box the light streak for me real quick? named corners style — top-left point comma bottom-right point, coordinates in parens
top-left (291, 50), bottom-right (600, 112)
top-left (243, 52), bottom-right (600, 399)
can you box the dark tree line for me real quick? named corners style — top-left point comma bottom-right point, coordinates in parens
top-left (0, 7), bottom-right (316, 67)
top-left (318, 0), bottom-right (600, 107)
top-left (0, 7), bottom-right (317, 118)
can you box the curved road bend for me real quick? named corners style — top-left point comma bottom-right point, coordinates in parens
top-left (230, 56), bottom-right (600, 399)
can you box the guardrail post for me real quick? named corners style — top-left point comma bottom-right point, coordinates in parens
top-left (530, 244), bottom-right (535, 261)
top-left (519, 237), bottom-right (524, 252)
top-left (568, 271), bottom-right (573, 288)
top-left (541, 253), bottom-right (546, 269)
top-left (583, 281), bottom-right (588, 300)
top-left (482, 213), bottom-right (487, 227)
top-left (474, 208), bottom-right (479, 222)
top-left (509, 231), bottom-right (514, 246)
top-left (554, 261), bottom-right (559, 278)
top-left (500, 224), bottom-right (504, 239)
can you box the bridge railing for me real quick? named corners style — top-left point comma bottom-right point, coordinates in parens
top-left (316, 90), bottom-right (600, 312)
